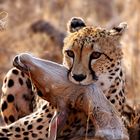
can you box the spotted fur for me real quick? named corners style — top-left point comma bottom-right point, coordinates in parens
top-left (0, 102), bottom-right (56, 140)
top-left (0, 17), bottom-right (128, 139)
top-left (1, 67), bottom-right (46, 125)
top-left (63, 17), bottom-right (127, 114)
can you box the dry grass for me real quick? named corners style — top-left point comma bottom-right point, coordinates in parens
top-left (0, 0), bottom-right (140, 107)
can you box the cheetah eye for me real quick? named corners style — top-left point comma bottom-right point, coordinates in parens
top-left (66, 50), bottom-right (74, 58)
top-left (91, 52), bottom-right (101, 59)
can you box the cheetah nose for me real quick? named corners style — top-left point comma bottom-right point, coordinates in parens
top-left (72, 74), bottom-right (86, 82)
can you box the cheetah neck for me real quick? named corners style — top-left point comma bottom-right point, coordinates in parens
top-left (96, 60), bottom-right (125, 113)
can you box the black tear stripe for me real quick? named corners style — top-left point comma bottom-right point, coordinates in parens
top-left (67, 66), bottom-right (73, 79)
top-left (89, 55), bottom-right (98, 81)
top-left (102, 53), bottom-right (113, 62)
top-left (67, 55), bottom-right (74, 79)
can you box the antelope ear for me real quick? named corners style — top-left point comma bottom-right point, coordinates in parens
top-left (109, 22), bottom-right (127, 38)
top-left (67, 17), bottom-right (86, 33)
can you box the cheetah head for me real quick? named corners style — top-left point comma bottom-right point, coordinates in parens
top-left (63, 17), bottom-right (127, 85)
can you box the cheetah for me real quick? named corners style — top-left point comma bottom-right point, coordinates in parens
top-left (0, 102), bottom-right (57, 140)
top-left (0, 17), bottom-right (129, 139)
top-left (1, 67), bottom-right (35, 125)
top-left (0, 67), bottom-right (47, 125)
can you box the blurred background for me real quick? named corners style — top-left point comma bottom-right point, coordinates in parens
top-left (0, 0), bottom-right (139, 106)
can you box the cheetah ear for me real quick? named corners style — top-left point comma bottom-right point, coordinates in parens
top-left (67, 17), bottom-right (86, 33)
top-left (109, 22), bottom-right (127, 38)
